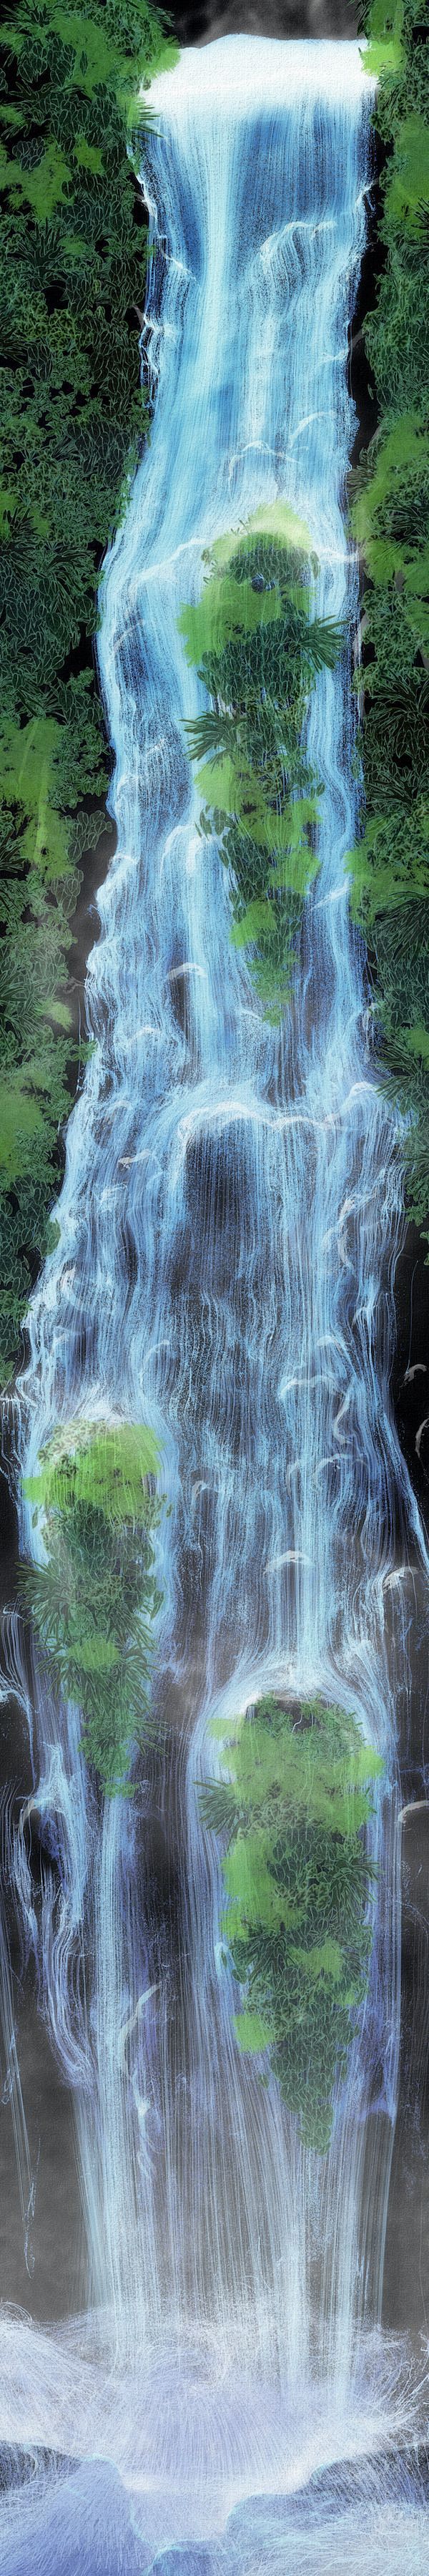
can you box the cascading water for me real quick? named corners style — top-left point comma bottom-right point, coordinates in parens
top-left (1, 33), bottom-right (428, 2572)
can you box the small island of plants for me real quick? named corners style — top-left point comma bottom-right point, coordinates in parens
top-left (179, 503), bottom-right (345, 1025)
top-left (21, 1414), bottom-right (164, 1795)
top-left (200, 1689), bottom-right (383, 2153)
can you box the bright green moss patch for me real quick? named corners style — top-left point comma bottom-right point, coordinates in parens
top-left (178, 572), bottom-right (290, 665)
top-left (200, 1692), bottom-right (382, 2152)
top-left (383, 109), bottom-right (429, 233)
top-left (23, 1414), bottom-right (162, 1518)
top-left (0, 1076), bottom-right (46, 1174)
top-left (233, 2008), bottom-right (272, 2054)
top-left (21, 1418), bottom-right (164, 1795)
top-left (180, 509), bottom-right (345, 1025)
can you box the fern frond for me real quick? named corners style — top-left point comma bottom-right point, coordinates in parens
top-left (198, 1780), bottom-right (240, 1840)
top-left (304, 618), bottom-right (346, 673)
top-left (184, 712), bottom-right (235, 763)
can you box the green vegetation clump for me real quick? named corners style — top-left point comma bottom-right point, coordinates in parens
top-left (21, 1416), bottom-right (164, 1795)
top-left (0, 0), bottom-right (176, 1379)
top-left (348, 0), bottom-right (429, 1238)
top-left (200, 1692), bottom-right (383, 2152)
top-left (179, 504), bottom-right (345, 1023)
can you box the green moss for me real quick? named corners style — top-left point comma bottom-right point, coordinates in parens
top-left (0, 1073), bottom-right (46, 1173)
top-left (200, 1693), bottom-right (382, 2152)
top-left (24, 1415), bottom-right (162, 1517)
top-left (21, 1418), bottom-right (165, 1795)
top-left (180, 511), bottom-right (345, 1025)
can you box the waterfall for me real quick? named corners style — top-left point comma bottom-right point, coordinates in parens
top-left (1, 34), bottom-right (427, 2567)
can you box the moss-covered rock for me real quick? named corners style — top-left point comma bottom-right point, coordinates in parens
top-left (200, 1692), bottom-right (383, 2153)
top-left (21, 1417), bottom-right (164, 1795)
top-left (180, 507), bottom-right (345, 1025)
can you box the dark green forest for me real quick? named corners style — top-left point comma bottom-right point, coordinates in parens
top-left (0, 0), bottom-right (175, 1382)
top-left (348, 0), bottom-right (429, 1239)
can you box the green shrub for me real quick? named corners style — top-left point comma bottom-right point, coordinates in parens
top-left (201, 1692), bottom-right (383, 2152)
top-left (21, 1417), bottom-right (164, 1795)
top-left (180, 504), bottom-right (345, 1024)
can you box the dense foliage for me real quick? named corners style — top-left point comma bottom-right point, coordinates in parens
top-left (0, 0), bottom-right (175, 1379)
top-left (180, 504), bottom-right (344, 1023)
top-left (201, 1692), bottom-right (383, 2152)
top-left (348, 0), bottom-right (429, 1235)
top-left (21, 1418), bottom-right (164, 1794)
